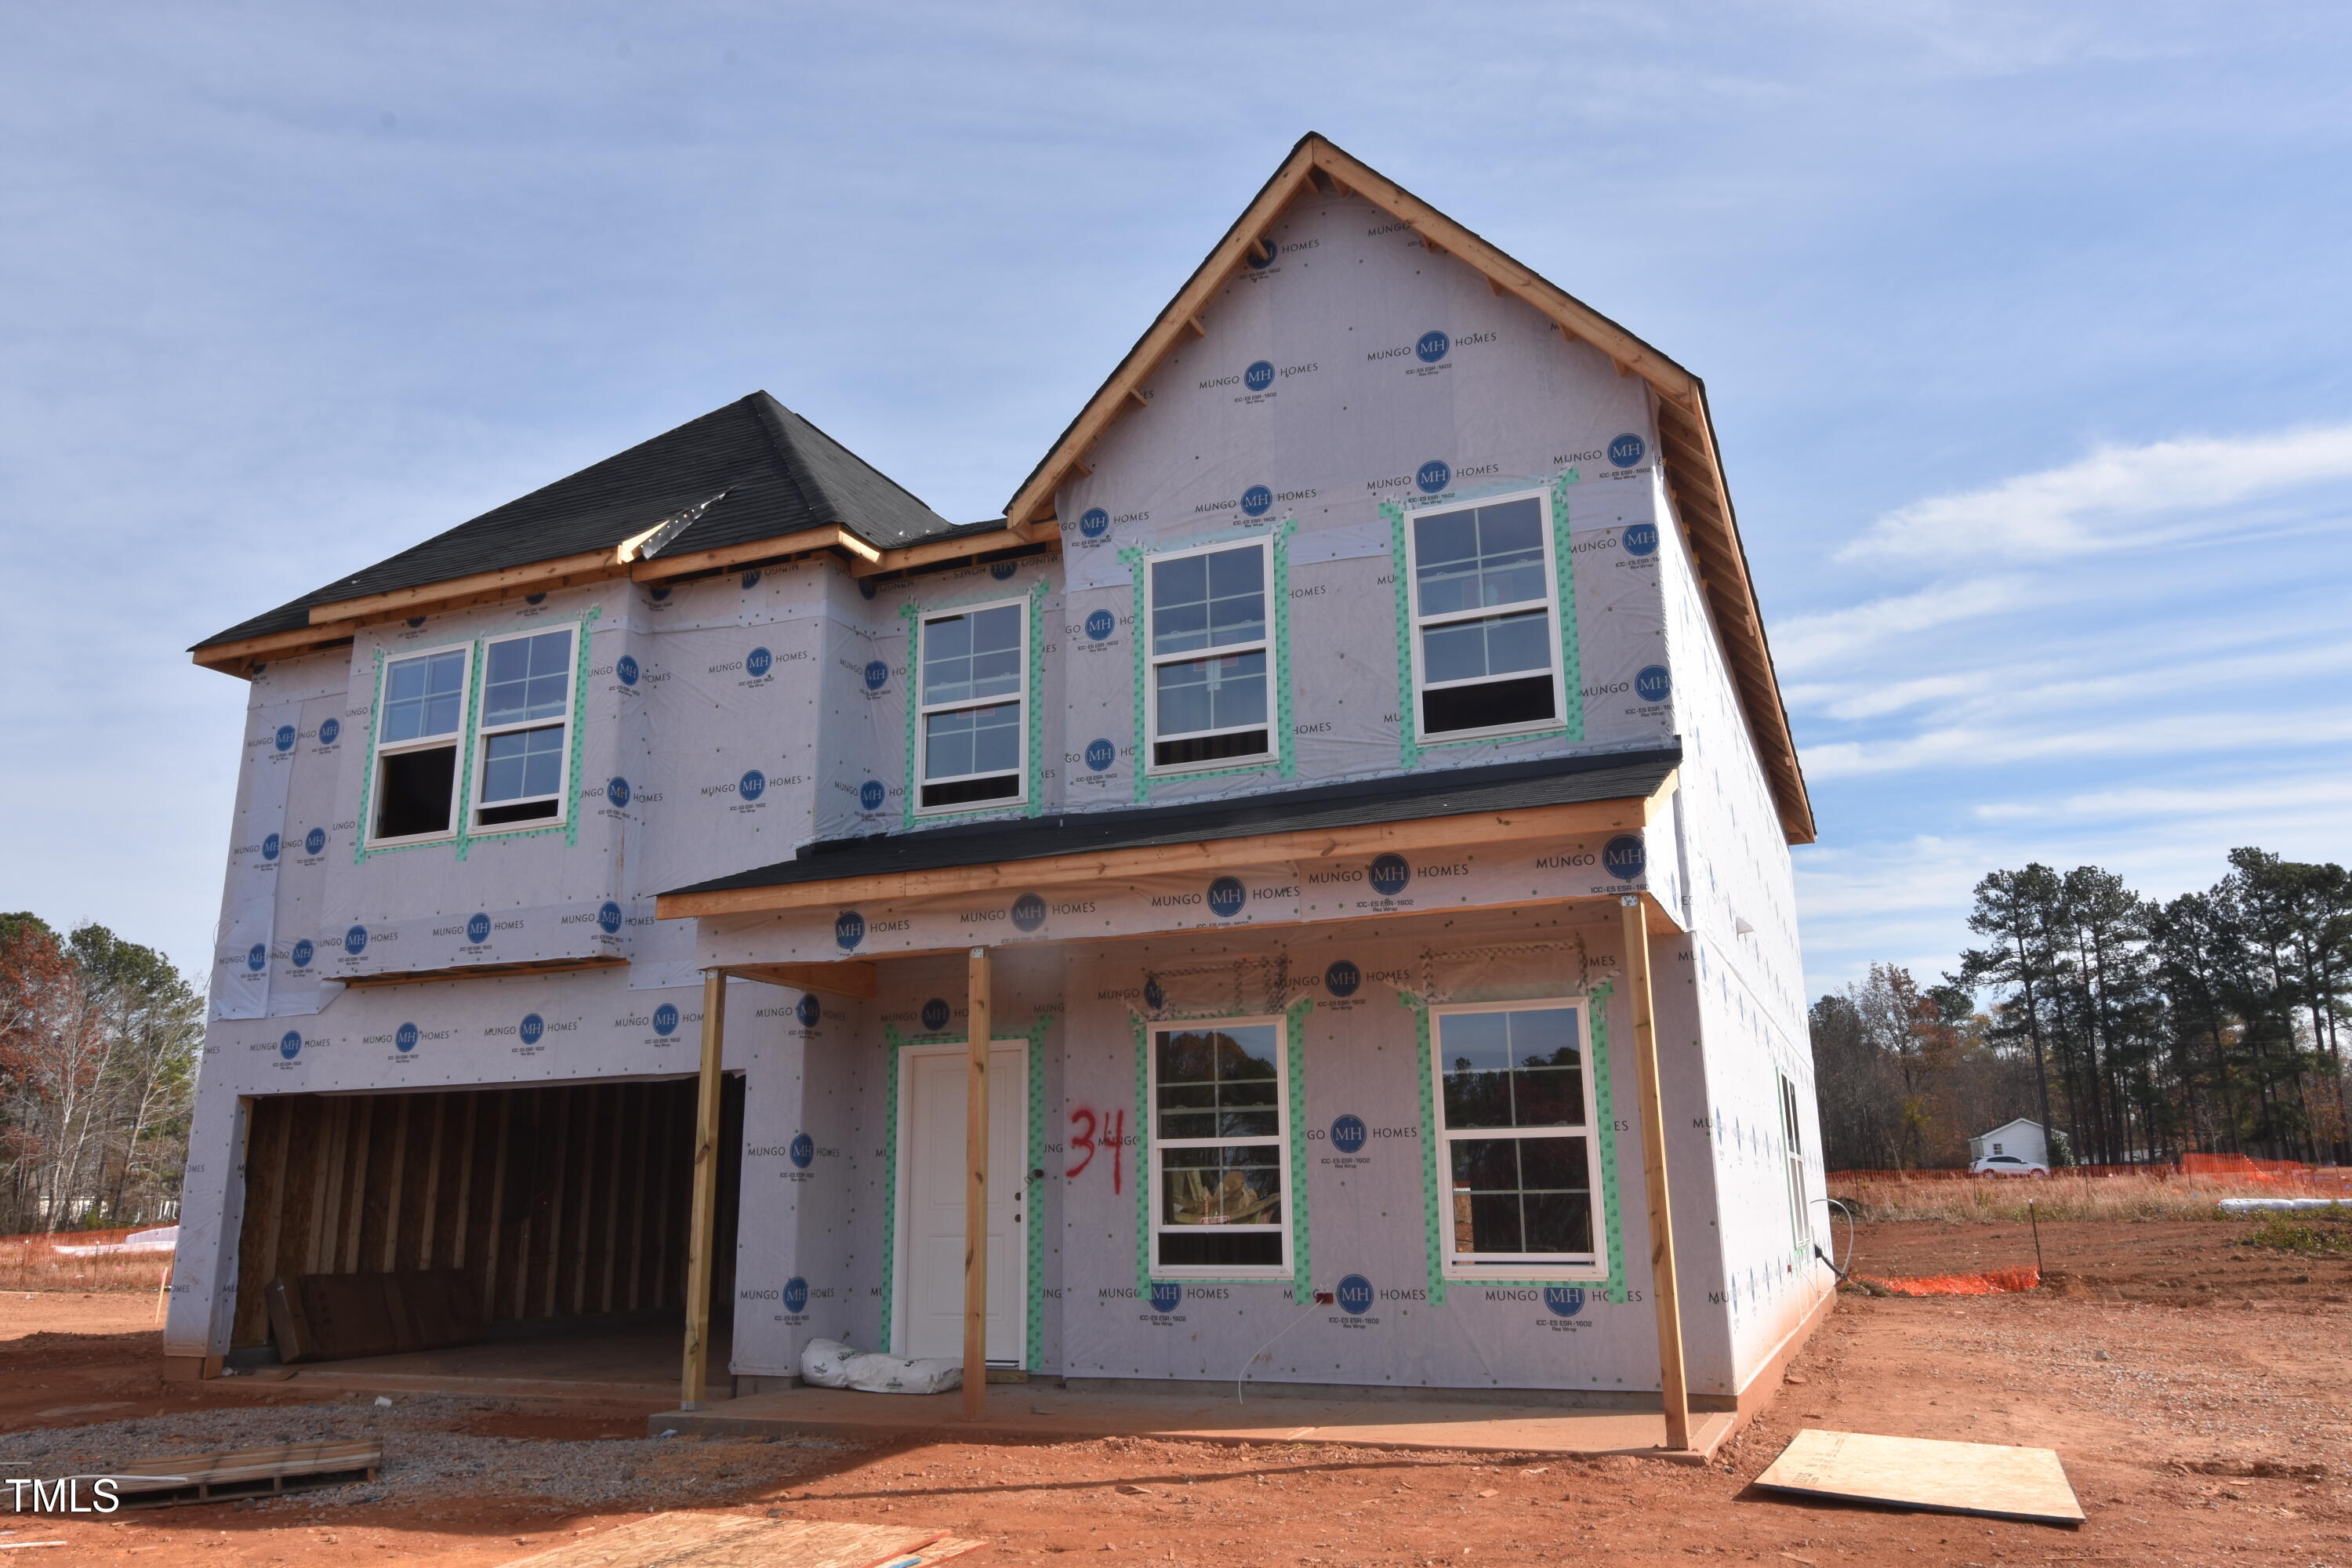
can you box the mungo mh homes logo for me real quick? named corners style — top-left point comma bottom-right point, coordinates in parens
top-left (1602, 835), bottom-right (1646, 882)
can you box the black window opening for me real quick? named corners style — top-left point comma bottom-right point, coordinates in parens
top-left (374, 746), bottom-right (457, 840)
top-left (1410, 495), bottom-right (1561, 739)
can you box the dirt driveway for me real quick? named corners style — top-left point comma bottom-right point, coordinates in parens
top-left (2, 1218), bottom-right (2347, 1565)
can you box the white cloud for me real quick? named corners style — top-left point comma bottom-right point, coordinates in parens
top-left (1973, 775), bottom-right (2352, 823)
top-left (1803, 706), bottom-right (2352, 779)
top-left (1838, 422), bottom-right (2352, 564)
top-left (1773, 575), bottom-right (2031, 673)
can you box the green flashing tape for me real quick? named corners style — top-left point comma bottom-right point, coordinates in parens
top-left (1025, 1014), bottom-right (1049, 1371)
top-left (1401, 989), bottom-right (1444, 1303)
top-left (353, 648), bottom-right (386, 865)
top-left (1132, 1016), bottom-right (1152, 1298)
top-left (1588, 980), bottom-right (1628, 1301)
top-left (1548, 473), bottom-right (1585, 743)
top-left (1284, 996), bottom-right (1315, 1302)
top-left (897, 603), bottom-right (920, 831)
top-left (451, 637), bottom-right (485, 862)
top-left (1025, 579), bottom-right (1049, 817)
top-left (563, 606), bottom-right (602, 848)
top-left (1118, 547), bottom-right (1148, 804)
top-left (1272, 520), bottom-right (1298, 780)
top-left (1384, 504), bottom-right (1419, 768)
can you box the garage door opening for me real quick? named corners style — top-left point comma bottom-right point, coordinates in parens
top-left (228, 1075), bottom-right (745, 1395)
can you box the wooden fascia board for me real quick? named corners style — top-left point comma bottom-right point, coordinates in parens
top-left (631, 524), bottom-right (873, 582)
top-left (306, 549), bottom-right (623, 626)
top-left (850, 529), bottom-right (1042, 579)
top-left (1000, 143), bottom-right (1324, 528)
top-left (190, 623), bottom-right (359, 675)
top-left (725, 960), bottom-right (879, 998)
top-left (1304, 141), bottom-right (1700, 412)
top-left (655, 789), bottom-right (1665, 920)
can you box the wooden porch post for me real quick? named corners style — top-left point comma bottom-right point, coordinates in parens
top-left (1621, 895), bottom-right (1691, 1450)
top-left (681, 966), bottom-right (728, 1410)
top-left (963, 945), bottom-right (993, 1419)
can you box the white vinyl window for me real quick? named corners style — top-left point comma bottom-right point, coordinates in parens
top-left (1149, 1016), bottom-right (1290, 1277)
top-left (368, 644), bottom-right (470, 844)
top-left (1432, 1000), bottom-right (1606, 1277)
top-left (1145, 540), bottom-right (1272, 772)
top-left (474, 628), bottom-right (577, 829)
top-left (1780, 1073), bottom-right (1811, 1256)
top-left (1404, 489), bottom-right (1565, 740)
top-left (917, 598), bottom-right (1026, 812)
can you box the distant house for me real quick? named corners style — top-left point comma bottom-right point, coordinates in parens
top-left (1969, 1119), bottom-right (2048, 1168)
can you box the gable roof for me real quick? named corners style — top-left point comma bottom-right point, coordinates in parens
top-left (193, 392), bottom-right (967, 655)
top-left (1002, 133), bottom-right (1815, 845)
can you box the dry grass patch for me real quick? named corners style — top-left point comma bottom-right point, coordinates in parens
top-left (1828, 1171), bottom-right (2310, 1223)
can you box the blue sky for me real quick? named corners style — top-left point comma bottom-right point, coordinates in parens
top-left (3, 3), bottom-right (2347, 1001)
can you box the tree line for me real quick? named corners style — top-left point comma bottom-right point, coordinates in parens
top-left (1811, 848), bottom-right (2351, 1171)
top-left (0, 914), bottom-right (202, 1232)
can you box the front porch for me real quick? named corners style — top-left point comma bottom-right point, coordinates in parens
top-left (652, 1381), bottom-right (1737, 1464)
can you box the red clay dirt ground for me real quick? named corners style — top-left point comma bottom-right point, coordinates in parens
top-left (2, 1217), bottom-right (2348, 1566)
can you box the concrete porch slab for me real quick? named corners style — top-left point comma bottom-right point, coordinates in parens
top-left (233, 1323), bottom-right (704, 1410)
top-left (652, 1385), bottom-right (1735, 1465)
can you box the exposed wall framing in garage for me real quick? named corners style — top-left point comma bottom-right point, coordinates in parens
top-left (229, 1077), bottom-right (743, 1351)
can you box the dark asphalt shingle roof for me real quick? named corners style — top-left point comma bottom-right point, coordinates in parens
top-left (196, 392), bottom-right (976, 648)
top-left (665, 746), bottom-right (1681, 899)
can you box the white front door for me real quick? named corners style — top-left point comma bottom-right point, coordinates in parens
top-left (895, 1041), bottom-right (1027, 1363)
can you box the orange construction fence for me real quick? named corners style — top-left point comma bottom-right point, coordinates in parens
top-left (1859, 1265), bottom-right (2041, 1297)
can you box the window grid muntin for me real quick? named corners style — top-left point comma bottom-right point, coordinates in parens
top-left (1403, 488), bottom-right (1566, 742)
top-left (1145, 539), bottom-right (1274, 771)
top-left (365, 641), bottom-right (474, 846)
top-left (916, 597), bottom-right (1029, 809)
top-left (1148, 1016), bottom-right (1290, 1276)
top-left (1432, 999), bottom-right (1606, 1272)
top-left (472, 626), bottom-right (579, 829)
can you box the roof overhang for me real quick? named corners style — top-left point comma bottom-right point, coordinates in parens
top-left (1000, 133), bottom-right (1813, 845)
top-left (659, 752), bottom-right (1681, 922)
top-left (188, 521), bottom-right (1033, 677)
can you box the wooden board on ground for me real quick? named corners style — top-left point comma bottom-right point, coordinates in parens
top-left (107, 1439), bottom-right (381, 1508)
top-left (1755, 1428), bottom-right (2084, 1527)
top-left (497, 1512), bottom-right (987, 1568)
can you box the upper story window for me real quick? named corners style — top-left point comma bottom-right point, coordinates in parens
top-left (1406, 492), bottom-right (1563, 740)
top-left (366, 625), bottom-right (579, 847)
top-left (370, 645), bottom-right (470, 843)
top-left (474, 629), bottom-right (575, 827)
top-left (917, 600), bottom-right (1025, 812)
top-left (1149, 1018), bottom-right (1291, 1277)
top-left (1433, 1000), bottom-right (1604, 1277)
top-left (1147, 541), bottom-right (1271, 772)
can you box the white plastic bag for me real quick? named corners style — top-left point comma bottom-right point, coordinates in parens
top-left (799, 1338), bottom-right (859, 1389)
top-left (844, 1351), bottom-right (962, 1395)
top-left (798, 1338), bottom-right (963, 1394)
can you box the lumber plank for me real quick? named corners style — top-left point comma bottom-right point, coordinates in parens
top-left (1755, 1428), bottom-right (2084, 1526)
top-left (491, 1514), bottom-right (967, 1568)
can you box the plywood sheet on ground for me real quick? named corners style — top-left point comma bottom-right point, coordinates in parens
top-left (497, 1512), bottom-right (985, 1567)
top-left (1755, 1428), bottom-right (2084, 1526)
